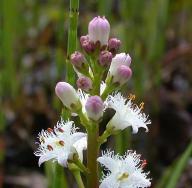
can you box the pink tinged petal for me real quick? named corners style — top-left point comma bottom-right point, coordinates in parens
top-left (85, 96), bottom-right (104, 121)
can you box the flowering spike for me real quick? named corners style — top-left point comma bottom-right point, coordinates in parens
top-left (88, 16), bottom-right (110, 46)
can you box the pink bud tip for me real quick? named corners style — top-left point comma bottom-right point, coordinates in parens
top-left (85, 96), bottom-right (104, 121)
top-left (88, 16), bottom-right (110, 46)
top-left (117, 65), bottom-right (132, 79)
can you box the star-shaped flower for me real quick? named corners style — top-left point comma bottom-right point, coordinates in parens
top-left (105, 93), bottom-right (151, 133)
top-left (34, 119), bottom-right (87, 167)
top-left (97, 150), bottom-right (151, 188)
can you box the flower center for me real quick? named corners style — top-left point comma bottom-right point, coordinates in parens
top-left (117, 172), bottom-right (129, 181)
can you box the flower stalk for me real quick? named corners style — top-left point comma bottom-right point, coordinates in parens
top-left (87, 122), bottom-right (99, 188)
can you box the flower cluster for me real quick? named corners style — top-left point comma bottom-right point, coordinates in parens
top-left (34, 16), bottom-right (151, 188)
top-left (34, 119), bottom-right (87, 167)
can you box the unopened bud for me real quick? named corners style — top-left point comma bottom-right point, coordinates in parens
top-left (76, 76), bottom-right (92, 92)
top-left (113, 65), bottom-right (132, 85)
top-left (80, 36), bottom-right (95, 53)
top-left (99, 50), bottom-right (113, 66)
top-left (109, 53), bottom-right (131, 76)
top-left (70, 51), bottom-right (85, 68)
top-left (55, 82), bottom-right (81, 110)
top-left (85, 96), bottom-right (104, 121)
top-left (108, 38), bottom-right (121, 53)
top-left (88, 16), bottom-right (110, 46)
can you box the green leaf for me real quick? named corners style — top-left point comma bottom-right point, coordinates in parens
top-left (156, 141), bottom-right (192, 188)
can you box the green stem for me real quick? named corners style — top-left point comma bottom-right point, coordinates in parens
top-left (87, 123), bottom-right (99, 188)
top-left (73, 157), bottom-right (89, 175)
top-left (66, 0), bottom-right (79, 84)
top-left (73, 171), bottom-right (85, 188)
top-left (98, 129), bottom-right (111, 146)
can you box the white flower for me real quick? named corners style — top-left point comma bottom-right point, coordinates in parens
top-left (77, 89), bottom-right (89, 114)
top-left (97, 150), bottom-right (151, 188)
top-left (105, 93), bottom-right (151, 133)
top-left (34, 119), bottom-right (87, 167)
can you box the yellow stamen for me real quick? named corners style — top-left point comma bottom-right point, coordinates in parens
top-left (128, 94), bottom-right (136, 101)
top-left (139, 102), bottom-right (144, 110)
top-left (40, 137), bottom-right (45, 144)
top-left (118, 172), bottom-right (129, 181)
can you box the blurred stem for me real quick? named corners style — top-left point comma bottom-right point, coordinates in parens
top-left (66, 0), bottom-right (79, 84)
top-left (72, 170), bottom-right (85, 188)
top-left (115, 134), bottom-right (124, 154)
top-left (52, 163), bottom-right (68, 188)
top-left (87, 123), bottom-right (99, 188)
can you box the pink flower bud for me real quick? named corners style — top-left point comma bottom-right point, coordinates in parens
top-left (55, 82), bottom-right (79, 109)
top-left (108, 38), bottom-right (121, 53)
top-left (80, 35), bottom-right (95, 53)
top-left (113, 65), bottom-right (132, 85)
top-left (85, 96), bottom-right (104, 121)
top-left (76, 76), bottom-right (92, 92)
top-left (88, 16), bottom-right (110, 46)
top-left (70, 51), bottom-right (85, 68)
top-left (99, 50), bottom-right (113, 66)
top-left (109, 53), bottom-right (131, 76)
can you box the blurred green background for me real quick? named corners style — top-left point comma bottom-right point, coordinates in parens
top-left (0, 0), bottom-right (192, 187)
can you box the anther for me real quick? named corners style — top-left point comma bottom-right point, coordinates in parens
top-left (139, 102), bottom-right (144, 110)
top-left (59, 140), bottom-right (65, 146)
top-left (47, 145), bottom-right (53, 151)
top-left (58, 128), bottom-right (64, 133)
top-left (47, 128), bottom-right (53, 133)
top-left (128, 94), bottom-right (136, 101)
top-left (141, 160), bottom-right (147, 169)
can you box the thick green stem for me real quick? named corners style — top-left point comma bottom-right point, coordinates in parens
top-left (87, 123), bottom-right (99, 188)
